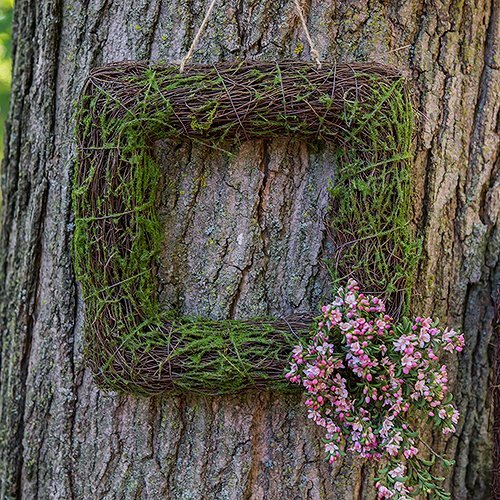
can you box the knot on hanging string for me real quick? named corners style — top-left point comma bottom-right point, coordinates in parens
top-left (293, 0), bottom-right (322, 69)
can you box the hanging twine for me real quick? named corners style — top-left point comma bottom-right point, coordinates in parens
top-left (179, 0), bottom-right (322, 72)
top-left (293, 0), bottom-right (322, 68)
top-left (179, 0), bottom-right (219, 73)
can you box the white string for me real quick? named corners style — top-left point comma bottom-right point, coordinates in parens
top-left (293, 0), bottom-right (322, 69)
top-left (179, 0), bottom-right (322, 72)
top-left (179, 0), bottom-right (218, 73)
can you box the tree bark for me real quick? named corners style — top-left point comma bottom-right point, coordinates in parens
top-left (0, 0), bottom-right (497, 498)
top-left (155, 137), bottom-right (336, 320)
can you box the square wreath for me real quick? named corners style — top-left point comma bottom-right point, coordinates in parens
top-left (73, 61), bottom-right (419, 396)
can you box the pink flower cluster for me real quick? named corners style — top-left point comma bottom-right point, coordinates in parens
top-left (286, 280), bottom-right (464, 499)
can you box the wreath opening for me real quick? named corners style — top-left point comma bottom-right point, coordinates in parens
top-left (73, 61), bottom-right (419, 396)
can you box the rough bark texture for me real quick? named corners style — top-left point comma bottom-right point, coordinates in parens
top-left (0, 0), bottom-right (497, 499)
top-left (156, 138), bottom-right (336, 320)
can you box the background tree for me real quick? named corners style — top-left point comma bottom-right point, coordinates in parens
top-left (0, 0), bottom-right (497, 498)
top-left (0, 0), bottom-right (13, 160)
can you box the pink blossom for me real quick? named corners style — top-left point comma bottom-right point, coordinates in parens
top-left (415, 379), bottom-right (426, 393)
top-left (418, 329), bottom-right (431, 346)
top-left (376, 485), bottom-right (394, 498)
top-left (403, 446), bottom-right (418, 459)
top-left (286, 281), bottom-right (463, 499)
top-left (389, 463), bottom-right (405, 478)
top-left (393, 335), bottom-right (412, 353)
top-left (330, 308), bottom-right (342, 324)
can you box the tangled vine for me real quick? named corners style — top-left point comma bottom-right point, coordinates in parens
top-left (73, 61), bottom-right (419, 395)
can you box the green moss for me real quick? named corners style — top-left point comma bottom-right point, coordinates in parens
top-left (327, 77), bottom-right (420, 312)
top-left (73, 63), bottom-right (419, 396)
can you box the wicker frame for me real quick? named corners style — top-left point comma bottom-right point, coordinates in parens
top-left (73, 61), bottom-right (418, 395)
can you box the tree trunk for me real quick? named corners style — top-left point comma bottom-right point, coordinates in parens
top-left (0, 0), bottom-right (497, 498)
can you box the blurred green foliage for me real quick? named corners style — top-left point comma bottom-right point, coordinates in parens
top-left (0, 0), bottom-right (13, 158)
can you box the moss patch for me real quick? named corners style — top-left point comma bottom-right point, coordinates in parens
top-left (327, 77), bottom-right (420, 312)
